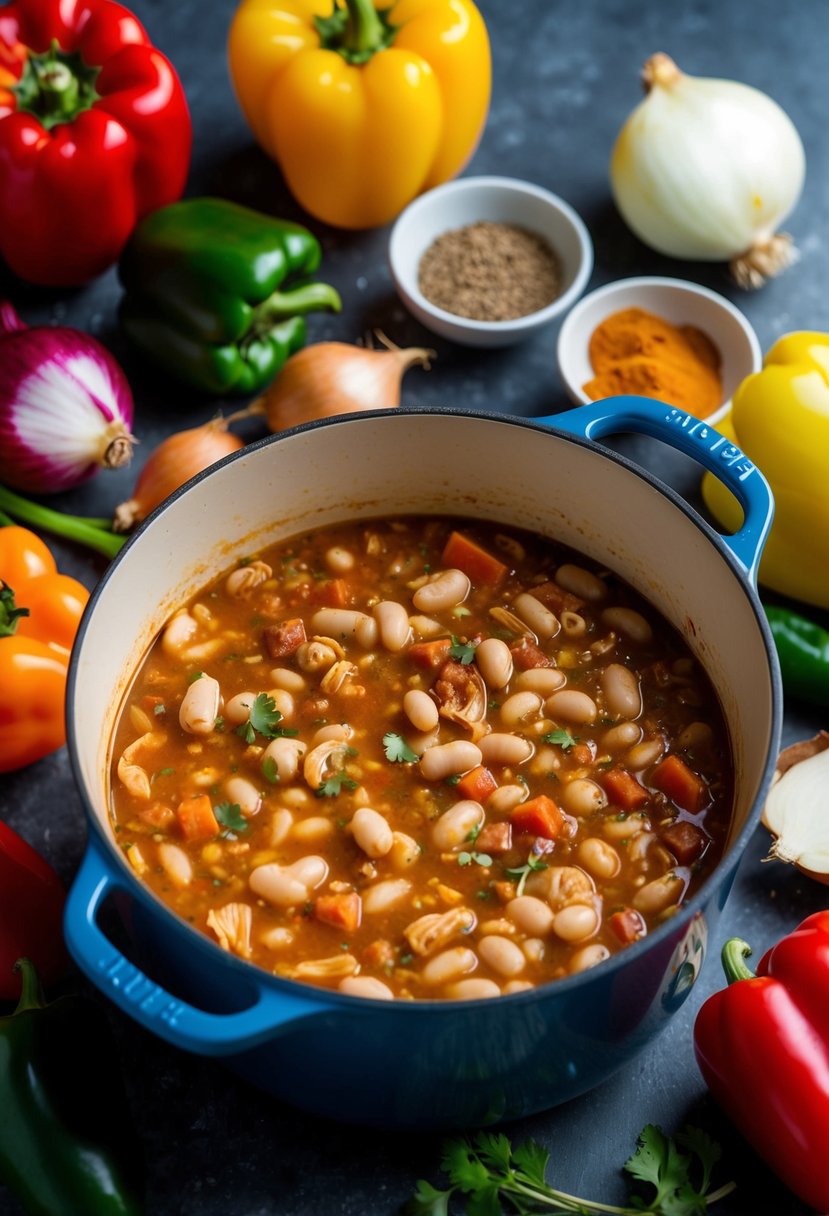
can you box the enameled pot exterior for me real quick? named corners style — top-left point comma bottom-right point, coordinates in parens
top-left (64, 397), bottom-right (782, 1128)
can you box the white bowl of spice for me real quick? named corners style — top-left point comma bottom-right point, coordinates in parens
top-left (556, 276), bottom-right (762, 425)
top-left (388, 176), bottom-right (593, 348)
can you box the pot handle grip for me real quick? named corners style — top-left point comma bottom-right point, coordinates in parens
top-left (543, 395), bottom-right (773, 583)
top-left (64, 838), bottom-right (324, 1056)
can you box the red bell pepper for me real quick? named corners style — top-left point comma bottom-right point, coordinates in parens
top-left (0, 0), bottom-right (191, 286)
top-left (694, 913), bottom-right (829, 1213)
top-left (0, 821), bottom-right (67, 1001)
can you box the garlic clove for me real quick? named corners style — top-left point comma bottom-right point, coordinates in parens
top-left (762, 732), bottom-right (829, 883)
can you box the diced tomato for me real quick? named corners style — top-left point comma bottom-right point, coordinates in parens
top-left (511, 794), bottom-right (564, 840)
top-left (660, 819), bottom-right (709, 865)
top-left (407, 638), bottom-right (452, 669)
top-left (176, 794), bottom-right (219, 841)
top-left (509, 638), bottom-right (552, 670)
top-left (609, 908), bottom-right (647, 944)
top-left (528, 580), bottom-right (586, 613)
top-left (263, 617), bottom-right (307, 659)
top-left (652, 754), bottom-right (708, 814)
top-left (475, 820), bottom-right (513, 854)
top-left (602, 767), bottom-right (649, 810)
top-left (441, 531), bottom-right (508, 586)
top-left (309, 578), bottom-right (349, 608)
top-left (315, 892), bottom-right (362, 933)
top-left (456, 765), bottom-right (498, 803)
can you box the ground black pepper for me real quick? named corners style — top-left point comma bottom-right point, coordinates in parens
top-left (417, 220), bottom-right (562, 322)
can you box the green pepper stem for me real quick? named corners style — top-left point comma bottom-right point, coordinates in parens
top-left (0, 485), bottom-right (125, 560)
top-left (721, 937), bottom-right (755, 985)
top-left (343, 0), bottom-right (386, 53)
top-left (250, 282), bottom-right (342, 336)
top-left (13, 958), bottom-right (48, 1014)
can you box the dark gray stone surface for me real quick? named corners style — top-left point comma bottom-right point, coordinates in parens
top-left (1, 0), bottom-right (827, 1212)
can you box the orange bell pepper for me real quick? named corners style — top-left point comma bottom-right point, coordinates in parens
top-left (227, 0), bottom-right (491, 229)
top-left (0, 526), bottom-right (88, 772)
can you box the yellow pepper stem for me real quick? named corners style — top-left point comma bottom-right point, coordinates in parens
top-left (343, 0), bottom-right (385, 54)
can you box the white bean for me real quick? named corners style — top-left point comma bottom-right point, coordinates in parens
top-left (178, 674), bottom-right (221, 735)
top-left (555, 564), bottom-right (607, 602)
top-left (373, 600), bottom-right (412, 652)
top-left (224, 776), bottom-right (262, 817)
top-left (553, 903), bottom-right (599, 942)
top-left (269, 667), bottom-right (307, 693)
top-left (513, 668), bottom-right (566, 695)
top-left (158, 842), bottom-right (192, 888)
top-left (310, 723), bottom-right (353, 745)
top-left (350, 807), bottom-right (394, 858)
top-left (560, 778), bottom-right (607, 817)
top-left (162, 610), bottom-right (198, 655)
top-left (296, 640), bottom-right (337, 672)
top-left (412, 568), bottom-right (470, 613)
top-left (503, 980), bottom-right (534, 994)
top-left (420, 740), bottom-right (482, 781)
top-left (224, 691), bottom-right (256, 726)
top-left (602, 812), bottom-right (650, 840)
top-left (311, 608), bottom-right (378, 648)
top-left (225, 561), bottom-right (272, 598)
top-left (431, 800), bottom-right (485, 851)
top-left (601, 606), bottom-right (652, 643)
top-left (507, 895), bottom-right (555, 936)
top-left (569, 944), bottom-right (611, 974)
top-left (249, 856), bottom-right (328, 907)
top-left (499, 691), bottom-right (542, 729)
top-left (601, 664), bottom-right (642, 720)
top-left (266, 688), bottom-right (294, 721)
top-left (479, 733), bottom-right (533, 766)
top-left (522, 938), bottom-right (545, 963)
top-left (577, 837), bottom-right (621, 880)
top-left (512, 593), bottom-right (560, 640)
top-left (544, 689), bottom-right (597, 725)
top-left (269, 807), bottom-right (294, 845)
top-left (478, 935), bottom-right (525, 978)
top-left (475, 638), bottom-right (513, 689)
top-left (447, 978), bottom-right (500, 1000)
top-left (421, 946), bottom-right (477, 986)
top-left (261, 926), bottom-right (295, 950)
top-left (633, 873), bottom-right (686, 915)
top-left (339, 976), bottom-right (394, 1000)
top-left (262, 737), bottom-right (307, 783)
top-left (677, 721), bottom-right (714, 750)
top-left (625, 738), bottom-right (665, 769)
top-left (487, 784), bottom-right (527, 814)
top-left (602, 721), bottom-right (642, 752)
top-left (291, 816), bottom-right (333, 843)
top-left (403, 689), bottom-right (439, 732)
top-left (325, 546), bottom-right (355, 574)
top-left (362, 878), bottom-right (412, 914)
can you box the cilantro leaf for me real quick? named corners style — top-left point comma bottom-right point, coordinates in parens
top-left (214, 802), bottom-right (248, 834)
top-left (316, 772), bottom-right (359, 798)
top-left (625, 1124), bottom-right (697, 1214)
top-left (262, 755), bottom-right (279, 784)
top-left (383, 731), bottom-right (419, 764)
top-left (510, 1137), bottom-right (550, 1189)
top-left (675, 1125), bottom-right (720, 1196)
top-left (402, 1179), bottom-right (455, 1216)
top-left (449, 635), bottom-right (476, 665)
top-left (542, 728), bottom-right (578, 750)
top-left (236, 692), bottom-right (299, 744)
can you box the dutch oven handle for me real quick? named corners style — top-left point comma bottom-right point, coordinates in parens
top-left (543, 394), bottom-right (773, 585)
top-left (64, 836), bottom-right (326, 1055)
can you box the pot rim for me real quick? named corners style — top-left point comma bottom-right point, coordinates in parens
top-left (66, 404), bottom-right (783, 1013)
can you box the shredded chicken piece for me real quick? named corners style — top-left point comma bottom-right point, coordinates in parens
top-left (116, 731), bottom-right (167, 799)
top-left (207, 903), bottom-right (253, 958)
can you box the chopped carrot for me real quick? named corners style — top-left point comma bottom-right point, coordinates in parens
top-left (315, 892), bottom-right (362, 933)
top-left (652, 754), bottom-right (708, 814)
top-left (570, 742), bottom-right (594, 766)
top-left (407, 638), bottom-right (452, 669)
top-left (511, 794), bottom-right (564, 840)
top-left (609, 908), bottom-right (646, 945)
top-left (602, 767), bottom-right (649, 811)
top-left (176, 793), bottom-right (219, 841)
top-left (456, 765), bottom-right (498, 803)
top-left (310, 578), bottom-right (349, 608)
top-left (441, 531), bottom-right (508, 586)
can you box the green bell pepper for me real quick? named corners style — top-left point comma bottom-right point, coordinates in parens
top-left (118, 197), bottom-right (342, 394)
top-left (0, 958), bottom-right (144, 1215)
top-left (765, 604), bottom-right (829, 706)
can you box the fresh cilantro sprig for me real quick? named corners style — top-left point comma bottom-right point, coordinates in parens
top-left (405, 1124), bottom-right (734, 1216)
top-left (383, 732), bottom-right (419, 764)
top-left (541, 728), bottom-right (578, 750)
top-left (214, 802), bottom-right (248, 835)
top-left (235, 693), bottom-right (299, 745)
top-left (449, 635), bottom-right (477, 665)
top-left (457, 851), bottom-right (492, 868)
top-left (316, 772), bottom-right (359, 798)
top-left (505, 854), bottom-right (549, 897)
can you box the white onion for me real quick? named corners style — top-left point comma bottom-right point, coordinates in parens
top-left (610, 53), bottom-right (806, 288)
top-left (0, 301), bottom-right (135, 494)
top-left (762, 734), bottom-right (829, 883)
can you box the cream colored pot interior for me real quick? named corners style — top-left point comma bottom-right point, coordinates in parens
top-left (71, 412), bottom-right (774, 861)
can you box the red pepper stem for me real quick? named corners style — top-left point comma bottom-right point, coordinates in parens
top-left (13, 958), bottom-right (48, 1014)
top-left (721, 937), bottom-right (755, 985)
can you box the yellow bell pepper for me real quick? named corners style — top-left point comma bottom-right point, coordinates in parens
top-left (227, 0), bottom-right (491, 229)
top-left (702, 332), bottom-right (829, 609)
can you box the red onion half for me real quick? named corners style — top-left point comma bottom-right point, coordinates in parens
top-left (0, 302), bottom-right (135, 494)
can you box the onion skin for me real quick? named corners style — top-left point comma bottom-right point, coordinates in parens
top-left (250, 339), bottom-right (434, 432)
top-left (762, 732), bottom-right (829, 885)
top-left (0, 302), bottom-right (135, 493)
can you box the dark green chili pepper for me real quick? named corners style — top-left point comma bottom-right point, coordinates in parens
top-left (0, 958), bottom-right (144, 1215)
top-left (764, 604), bottom-right (829, 706)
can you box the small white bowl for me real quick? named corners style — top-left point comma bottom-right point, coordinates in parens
top-left (556, 276), bottom-right (762, 426)
top-left (388, 176), bottom-right (593, 348)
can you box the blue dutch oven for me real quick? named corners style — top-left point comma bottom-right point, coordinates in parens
top-left (64, 397), bottom-right (781, 1128)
